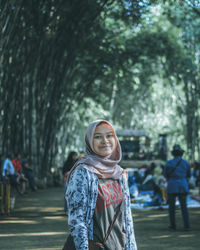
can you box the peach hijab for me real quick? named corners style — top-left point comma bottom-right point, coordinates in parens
top-left (66, 120), bottom-right (123, 183)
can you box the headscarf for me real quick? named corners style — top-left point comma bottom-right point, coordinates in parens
top-left (66, 120), bottom-right (123, 184)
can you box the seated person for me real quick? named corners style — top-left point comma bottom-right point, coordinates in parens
top-left (140, 167), bottom-right (156, 191)
top-left (143, 184), bottom-right (163, 207)
top-left (21, 154), bottom-right (37, 191)
top-left (2, 153), bottom-right (20, 193)
top-left (12, 153), bottom-right (28, 195)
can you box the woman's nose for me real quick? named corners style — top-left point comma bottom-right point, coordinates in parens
top-left (102, 136), bottom-right (108, 143)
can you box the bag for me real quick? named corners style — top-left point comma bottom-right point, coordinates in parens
top-left (62, 234), bottom-right (104, 250)
top-left (62, 234), bottom-right (75, 250)
top-left (63, 177), bottom-right (124, 249)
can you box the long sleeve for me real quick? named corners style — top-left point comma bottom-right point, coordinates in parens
top-left (123, 174), bottom-right (137, 250)
top-left (66, 167), bottom-right (90, 250)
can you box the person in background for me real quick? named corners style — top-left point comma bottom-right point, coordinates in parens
top-left (12, 153), bottom-right (28, 195)
top-left (64, 120), bottom-right (137, 250)
top-left (0, 154), bottom-right (3, 180)
top-left (164, 144), bottom-right (191, 231)
top-left (62, 151), bottom-right (78, 177)
top-left (143, 184), bottom-right (163, 208)
top-left (79, 151), bottom-right (85, 159)
top-left (157, 164), bottom-right (168, 205)
top-left (21, 154), bottom-right (37, 191)
top-left (63, 151), bottom-right (78, 212)
top-left (141, 167), bottom-right (156, 191)
top-left (2, 153), bottom-right (20, 192)
top-left (193, 161), bottom-right (200, 194)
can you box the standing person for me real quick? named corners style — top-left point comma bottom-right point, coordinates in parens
top-left (164, 144), bottom-right (191, 231)
top-left (64, 120), bottom-right (137, 250)
top-left (21, 154), bottom-right (37, 191)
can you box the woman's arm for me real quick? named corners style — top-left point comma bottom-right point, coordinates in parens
top-left (123, 174), bottom-right (137, 250)
top-left (66, 167), bottom-right (90, 250)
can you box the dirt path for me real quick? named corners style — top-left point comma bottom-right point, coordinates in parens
top-left (134, 207), bottom-right (200, 250)
top-left (0, 187), bottom-right (68, 250)
top-left (0, 187), bottom-right (199, 250)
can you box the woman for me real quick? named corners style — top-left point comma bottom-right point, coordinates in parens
top-left (65, 120), bottom-right (137, 250)
top-left (63, 151), bottom-right (78, 212)
top-left (62, 151), bottom-right (78, 176)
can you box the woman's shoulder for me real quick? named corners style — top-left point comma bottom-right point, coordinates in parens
top-left (71, 164), bottom-right (97, 180)
top-left (67, 165), bottom-right (98, 194)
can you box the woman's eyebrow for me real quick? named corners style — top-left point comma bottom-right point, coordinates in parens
top-left (94, 131), bottom-right (113, 135)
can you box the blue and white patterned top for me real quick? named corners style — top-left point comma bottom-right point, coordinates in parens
top-left (65, 165), bottom-right (137, 250)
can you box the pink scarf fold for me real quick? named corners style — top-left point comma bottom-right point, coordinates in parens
top-left (66, 120), bottom-right (123, 184)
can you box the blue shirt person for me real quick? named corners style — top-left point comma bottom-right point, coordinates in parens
top-left (164, 144), bottom-right (191, 231)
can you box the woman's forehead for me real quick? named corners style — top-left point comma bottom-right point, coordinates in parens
top-left (95, 123), bottom-right (113, 133)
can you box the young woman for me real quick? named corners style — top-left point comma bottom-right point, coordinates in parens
top-left (65, 120), bottom-right (137, 250)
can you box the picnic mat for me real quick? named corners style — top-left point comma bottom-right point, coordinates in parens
top-left (130, 191), bottom-right (200, 210)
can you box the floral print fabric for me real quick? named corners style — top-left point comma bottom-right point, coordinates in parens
top-left (65, 165), bottom-right (137, 250)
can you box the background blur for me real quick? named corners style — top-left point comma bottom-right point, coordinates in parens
top-left (0, 0), bottom-right (200, 178)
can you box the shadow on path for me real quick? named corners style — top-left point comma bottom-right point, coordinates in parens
top-left (1, 187), bottom-right (200, 250)
top-left (0, 187), bottom-right (68, 250)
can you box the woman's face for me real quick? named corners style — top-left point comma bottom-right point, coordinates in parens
top-left (93, 123), bottom-right (116, 157)
top-left (72, 153), bottom-right (78, 161)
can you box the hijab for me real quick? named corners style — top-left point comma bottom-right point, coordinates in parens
top-left (66, 120), bottom-right (123, 184)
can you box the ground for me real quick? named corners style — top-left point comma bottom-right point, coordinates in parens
top-left (0, 187), bottom-right (199, 250)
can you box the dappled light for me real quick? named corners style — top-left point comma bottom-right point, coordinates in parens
top-left (17, 207), bottom-right (63, 213)
top-left (43, 216), bottom-right (66, 220)
top-left (151, 235), bottom-right (172, 239)
top-left (178, 234), bottom-right (195, 238)
top-left (0, 232), bottom-right (66, 237)
top-left (148, 213), bottom-right (168, 218)
top-left (0, 187), bottom-right (200, 249)
top-left (0, 220), bottom-right (39, 224)
top-left (0, 187), bottom-right (67, 249)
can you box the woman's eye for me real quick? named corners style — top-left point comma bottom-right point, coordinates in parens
top-left (94, 136), bottom-right (101, 139)
top-left (107, 134), bottom-right (113, 138)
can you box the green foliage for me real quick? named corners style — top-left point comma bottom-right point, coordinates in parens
top-left (1, 0), bottom-right (200, 176)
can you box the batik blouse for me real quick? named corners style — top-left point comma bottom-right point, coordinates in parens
top-left (65, 165), bottom-right (137, 250)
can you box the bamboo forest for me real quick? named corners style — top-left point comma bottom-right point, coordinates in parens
top-left (0, 0), bottom-right (200, 177)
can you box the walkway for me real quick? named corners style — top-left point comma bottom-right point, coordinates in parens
top-left (0, 187), bottom-right (68, 250)
top-left (0, 187), bottom-right (200, 249)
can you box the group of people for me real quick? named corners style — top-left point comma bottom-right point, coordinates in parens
top-left (0, 119), bottom-right (197, 248)
top-left (0, 153), bottom-right (37, 195)
top-left (129, 144), bottom-right (195, 232)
